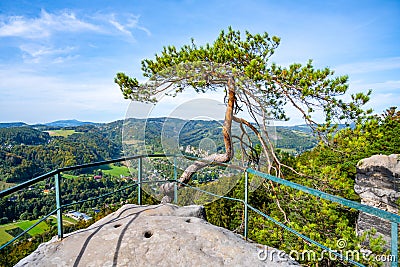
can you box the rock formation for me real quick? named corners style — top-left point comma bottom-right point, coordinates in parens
top-left (355, 154), bottom-right (400, 250)
top-left (16, 204), bottom-right (298, 266)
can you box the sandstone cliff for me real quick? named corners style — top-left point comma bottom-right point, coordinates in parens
top-left (355, 154), bottom-right (400, 250)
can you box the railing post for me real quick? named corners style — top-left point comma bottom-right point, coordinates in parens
top-left (391, 222), bottom-right (398, 267)
top-left (244, 170), bottom-right (249, 240)
top-left (54, 171), bottom-right (63, 239)
top-left (174, 156), bottom-right (178, 204)
top-left (138, 157), bottom-right (142, 205)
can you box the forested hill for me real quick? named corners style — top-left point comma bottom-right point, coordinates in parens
top-left (0, 122), bottom-right (28, 128)
top-left (0, 127), bottom-right (50, 146)
top-left (0, 125), bottom-right (121, 184)
top-left (0, 118), bottom-right (316, 184)
top-left (121, 117), bottom-right (318, 155)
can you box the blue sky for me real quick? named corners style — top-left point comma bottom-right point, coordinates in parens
top-left (0, 0), bottom-right (399, 125)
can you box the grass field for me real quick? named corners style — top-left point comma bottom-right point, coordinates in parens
top-left (44, 129), bottom-right (81, 137)
top-left (49, 215), bottom-right (78, 225)
top-left (99, 164), bottom-right (130, 177)
top-left (0, 220), bottom-right (49, 245)
top-left (61, 215), bottom-right (78, 224)
top-left (61, 164), bottom-right (130, 179)
top-left (0, 215), bottom-right (78, 245)
top-left (61, 173), bottom-right (80, 179)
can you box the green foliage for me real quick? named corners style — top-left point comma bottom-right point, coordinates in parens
top-left (0, 126), bottom-right (121, 183)
top-left (116, 27), bottom-right (371, 136)
top-left (99, 164), bottom-right (130, 177)
top-left (203, 110), bottom-right (400, 266)
top-left (0, 127), bottom-right (50, 146)
top-left (2, 107), bottom-right (398, 266)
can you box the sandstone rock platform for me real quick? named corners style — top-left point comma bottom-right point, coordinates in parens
top-left (16, 204), bottom-right (298, 266)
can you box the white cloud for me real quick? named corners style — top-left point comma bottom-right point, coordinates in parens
top-left (0, 9), bottom-right (151, 64)
top-left (19, 44), bottom-right (76, 63)
top-left (0, 9), bottom-right (151, 40)
top-left (0, 9), bottom-right (101, 39)
top-left (126, 15), bottom-right (151, 36)
top-left (109, 18), bottom-right (132, 36)
top-left (334, 57), bottom-right (400, 75)
top-left (104, 13), bottom-right (151, 38)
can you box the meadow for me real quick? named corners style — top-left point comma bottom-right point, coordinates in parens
top-left (0, 220), bottom-right (49, 245)
top-left (44, 129), bottom-right (81, 137)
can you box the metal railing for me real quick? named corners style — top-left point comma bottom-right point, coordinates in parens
top-left (0, 154), bottom-right (399, 267)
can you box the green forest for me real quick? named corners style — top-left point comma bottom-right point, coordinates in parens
top-left (0, 125), bottom-right (121, 184)
top-left (0, 28), bottom-right (400, 266)
top-left (0, 108), bottom-right (399, 266)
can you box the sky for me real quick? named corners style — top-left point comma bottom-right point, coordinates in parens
top-left (0, 0), bottom-right (399, 125)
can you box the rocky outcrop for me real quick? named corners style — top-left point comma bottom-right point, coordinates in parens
top-left (355, 154), bottom-right (400, 250)
top-left (16, 204), bottom-right (298, 266)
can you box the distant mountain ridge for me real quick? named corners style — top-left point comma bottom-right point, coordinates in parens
top-left (0, 118), bottom-right (324, 154)
top-left (41, 119), bottom-right (95, 127)
top-left (0, 122), bottom-right (28, 128)
top-left (1, 117), bottom-right (348, 154)
top-left (0, 119), bottom-right (95, 128)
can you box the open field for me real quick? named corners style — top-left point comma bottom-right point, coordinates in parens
top-left (61, 164), bottom-right (130, 179)
top-left (0, 220), bottom-right (49, 245)
top-left (0, 214), bottom-right (78, 245)
top-left (50, 215), bottom-right (78, 225)
top-left (99, 164), bottom-right (130, 177)
top-left (44, 129), bottom-right (81, 137)
top-left (61, 173), bottom-right (80, 179)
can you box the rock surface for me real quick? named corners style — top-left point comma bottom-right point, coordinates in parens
top-left (16, 204), bottom-right (298, 266)
top-left (355, 154), bottom-right (400, 250)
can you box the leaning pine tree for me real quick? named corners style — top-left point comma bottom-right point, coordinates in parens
top-left (115, 27), bottom-right (371, 202)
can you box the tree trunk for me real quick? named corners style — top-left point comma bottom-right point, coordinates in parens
top-left (160, 79), bottom-right (235, 202)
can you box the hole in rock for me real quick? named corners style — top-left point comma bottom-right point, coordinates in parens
top-left (185, 219), bottom-right (191, 223)
top-left (144, 231), bottom-right (153, 238)
top-left (114, 224), bottom-right (122, 228)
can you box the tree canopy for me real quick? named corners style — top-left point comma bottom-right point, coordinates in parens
top-left (115, 27), bottom-right (372, 201)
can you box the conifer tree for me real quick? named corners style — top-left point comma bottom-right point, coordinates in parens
top-left (115, 27), bottom-right (371, 201)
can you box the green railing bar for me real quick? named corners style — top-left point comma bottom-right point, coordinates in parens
top-left (173, 156), bottom-right (178, 204)
top-left (247, 168), bottom-right (400, 224)
top-left (391, 222), bottom-right (398, 267)
top-left (244, 171), bottom-right (249, 240)
top-left (138, 157), bottom-right (142, 205)
top-left (54, 172), bottom-right (63, 239)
